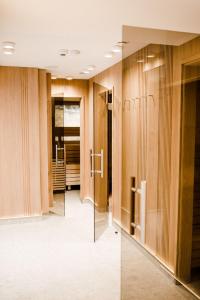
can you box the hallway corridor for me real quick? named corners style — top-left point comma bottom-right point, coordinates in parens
top-left (0, 191), bottom-right (121, 300)
top-left (0, 191), bottom-right (197, 299)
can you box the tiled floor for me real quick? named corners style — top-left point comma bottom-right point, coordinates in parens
top-left (0, 190), bottom-right (197, 299)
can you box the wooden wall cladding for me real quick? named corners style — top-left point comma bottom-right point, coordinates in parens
top-left (38, 70), bottom-right (49, 214)
top-left (0, 67), bottom-right (49, 218)
top-left (122, 44), bottom-right (176, 270)
top-left (173, 37), bottom-right (200, 282)
top-left (173, 36), bottom-right (200, 282)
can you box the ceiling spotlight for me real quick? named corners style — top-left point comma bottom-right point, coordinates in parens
top-left (82, 70), bottom-right (90, 74)
top-left (59, 49), bottom-right (80, 56)
top-left (117, 41), bottom-right (129, 46)
top-left (69, 49), bottom-right (80, 55)
top-left (104, 52), bottom-right (113, 58)
top-left (3, 48), bottom-right (15, 55)
top-left (2, 41), bottom-right (15, 49)
top-left (66, 76), bottom-right (73, 80)
top-left (147, 54), bottom-right (155, 58)
top-left (137, 59), bottom-right (144, 63)
top-left (87, 65), bottom-right (96, 71)
top-left (59, 49), bottom-right (68, 56)
top-left (112, 46), bottom-right (122, 53)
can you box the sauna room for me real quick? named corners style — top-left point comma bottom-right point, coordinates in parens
top-left (50, 97), bottom-right (81, 216)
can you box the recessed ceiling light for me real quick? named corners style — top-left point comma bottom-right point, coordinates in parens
top-left (59, 49), bottom-right (80, 56)
top-left (112, 46), bottom-right (122, 53)
top-left (66, 76), bottom-right (73, 80)
top-left (3, 48), bottom-right (15, 55)
top-left (82, 70), bottom-right (90, 74)
top-left (2, 41), bottom-right (15, 49)
top-left (104, 52), bottom-right (113, 58)
top-left (117, 41), bottom-right (129, 46)
top-left (59, 49), bottom-right (68, 56)
top-left (68, 49), bottom-right (80, 55)
top-left (147, 54), bottom-right (155, 58)
top-left (87, 65), bottom-right (96, 71)
top-left (137, 59), bottom-right (144, 63)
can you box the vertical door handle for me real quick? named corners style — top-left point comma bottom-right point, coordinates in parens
top-left (90, 149), bottom-right (94, 177)
top-left (56, 144), bottom-right (58, 165)
top-left (90, 149), bottom-right (104, 178)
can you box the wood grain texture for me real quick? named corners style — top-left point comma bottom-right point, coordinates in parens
top-left (93, 85), bottom-right (108, 212)
top-left (38, 70), bottom-right (49, 213)
top-left (89, 62), bottom-right (122, 224)
top-left (0, 67), bottom-right (42, 218)
top-left (122, 44), bottom-right (175, 270)
top-left (173, 36), bottom-right (200, 282)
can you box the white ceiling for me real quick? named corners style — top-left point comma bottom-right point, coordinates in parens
top-left (0, 0), bottom-right (200, 79)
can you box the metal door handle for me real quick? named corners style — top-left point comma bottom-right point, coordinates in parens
top-left (56, 145), bottom-right (64, 165)
top-left (90, 149), bottom-right (103, 178)
top-left (131, 180), bottom-right (146, 244)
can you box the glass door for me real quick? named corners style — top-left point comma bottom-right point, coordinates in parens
top-left (93, 83), bottom-right (109, 241)
top-left (50, 97), bottom-right (65, 216)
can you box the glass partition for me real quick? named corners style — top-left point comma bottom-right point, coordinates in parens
top-left (121, 26), bottom-right (200, 299)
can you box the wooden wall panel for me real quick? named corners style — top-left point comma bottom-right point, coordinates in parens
top-left (38, 70), bottom-right (49, 213)
top-left (51, 79), bottom-right (89, 201)
top-left (171, 37), bottom-right (200, 282)
top-left (121, 44), bottom-right (175, 271)
top-left (0, 67), bottom-right (42, 218)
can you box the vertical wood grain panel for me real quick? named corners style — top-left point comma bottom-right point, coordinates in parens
top-left (38, 69), bottom-right (49, 213)
top-left (173, 36), bottom-right (200, 281)
top-left (121, 44), bottom-right (176, 271)
top-left (0, 67), bottom-right (42, 218)
top-left (89, 62), bottom-right (122, 225)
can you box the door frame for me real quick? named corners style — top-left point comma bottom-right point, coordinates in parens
top-left (174, 47), bottom-right (200, 283)
top-left (48, 93), bottom-right (85, 209)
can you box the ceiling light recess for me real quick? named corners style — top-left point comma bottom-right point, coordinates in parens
top-left (66, 76), bottom-right (73, 80)
top-left (112, 45), bottom-right (122, 53)
top-left (59, 49), bottom-right (80, 57)
top-left (87, 65), bottom-right (96, 71)
top-left (2, 41), bottom-right (16, 55)
top-left (117, 41), bottom-right (129, 46)
top-left (2, 41), bottom-right (15, 49)
top-left (104, 52), bottom-right (113, 58)
top-left (82, 70), bottom-right (90, 74)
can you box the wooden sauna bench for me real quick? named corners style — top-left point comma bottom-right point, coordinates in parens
top-left (66, 164), bottom-right (80, 190)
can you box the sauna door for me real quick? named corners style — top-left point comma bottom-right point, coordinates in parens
top-left (51, 98), bottom-right (65, 216)
top-left (93, 83), bottom-right (109, 241)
